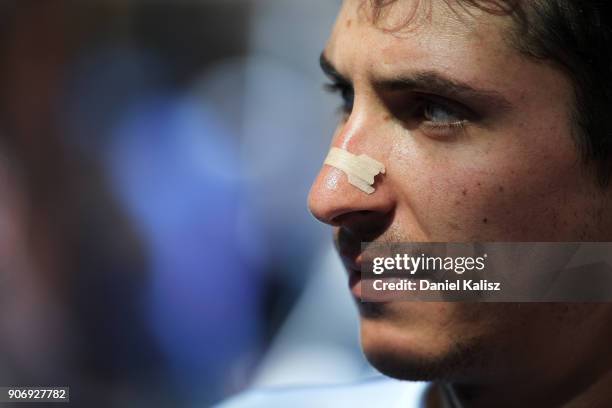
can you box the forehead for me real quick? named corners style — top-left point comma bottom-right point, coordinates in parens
top-left (325, 0), bottom-right (517, 84)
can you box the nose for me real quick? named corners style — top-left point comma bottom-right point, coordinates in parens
top-left (308, 119), bottom-right (395, 232)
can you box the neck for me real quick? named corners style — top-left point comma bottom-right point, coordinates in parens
top-left (435, 367), bottom-right (612, 408)
top-left (433, 305), bottom-right (612, 408)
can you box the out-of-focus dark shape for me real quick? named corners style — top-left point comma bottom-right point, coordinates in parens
top-left (0, 1), bottom-right (355, 407)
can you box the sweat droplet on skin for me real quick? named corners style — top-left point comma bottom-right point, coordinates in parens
top-left (325, 169), bottom-right (342, 191)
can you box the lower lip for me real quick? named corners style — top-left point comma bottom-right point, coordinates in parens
top-left (349, 269), bottom-right (362, 298)
top-left (350, 272), bottom-right (420, 303)
top-left (349, 272), bottom-right (391, 318)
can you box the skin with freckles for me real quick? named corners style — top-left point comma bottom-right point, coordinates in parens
top-left (308, 1), bottom-right (612, 407)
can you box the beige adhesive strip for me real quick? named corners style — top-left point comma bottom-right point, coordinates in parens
top-left (324, 147), bottom-right (385, 194)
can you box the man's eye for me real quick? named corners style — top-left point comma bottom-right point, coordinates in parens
top-left (325, 82), bottom-right (354, 114)
top-left (421, 102), bottom-right (466, 128)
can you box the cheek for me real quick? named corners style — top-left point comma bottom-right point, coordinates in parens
top-left (391, 130), bottom-right (586, 241)
top-left (426, 172), bottom-right (554, 240)
top-left (395, 166), bottom-right (526, 241)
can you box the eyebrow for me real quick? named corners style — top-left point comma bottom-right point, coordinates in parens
top-left (319, 52), bottom-right (512, 110)
top-left (320, 53), bottom-right (351, 85)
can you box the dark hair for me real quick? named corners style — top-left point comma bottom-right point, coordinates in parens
top-left (370, 0), bottom-right (612, 186)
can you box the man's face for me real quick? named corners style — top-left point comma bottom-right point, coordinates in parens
top-left (309, 0), bottom-right (612, 382)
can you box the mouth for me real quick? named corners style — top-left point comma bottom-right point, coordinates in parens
top-left (344, 254), bottom-right (404, 302)
top-left (348, 267), bottom-right (362, 298)
top-left (339, 240), bottom-right (398, 301)
top-left (337, 247), bottom-right (366, 297)
top-left (341, 243), bottom-right (447, 304)
top-left (346, 266), bottom-right (390, 318)
top-left (335, 225), bottom-right (409, 306)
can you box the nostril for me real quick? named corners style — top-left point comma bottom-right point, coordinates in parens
top-left (357, 210), bottom-right (376, 216)
top-left (332, 209), bottom-right (394, 239)
top-left (332, 210), bottom-right (378, 225)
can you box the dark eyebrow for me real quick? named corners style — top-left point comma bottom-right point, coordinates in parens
top-left (376, 72), bottom-right (512, 110)
top-left (320, 52), bottom-right (511, 111)
top-left (320, 52), bottom-right (351, 85)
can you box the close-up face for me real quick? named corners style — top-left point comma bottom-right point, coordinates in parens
top-left (309, 0), bottom-right (612, 385)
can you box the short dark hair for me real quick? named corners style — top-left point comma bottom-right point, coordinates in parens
top-left (369, 0), bottom-right (612, 186)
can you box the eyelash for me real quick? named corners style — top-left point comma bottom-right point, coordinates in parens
top-left (324, 82), bottom-right (354, 115)
top-left (324, 82), bottom-right (469, 135)
top-left (418, 99), bottom-right (468, 132)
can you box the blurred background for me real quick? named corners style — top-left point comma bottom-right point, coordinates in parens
top-left (0, 1), bottom-right (373, 407)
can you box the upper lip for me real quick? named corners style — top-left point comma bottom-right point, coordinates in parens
top-left (337, 229), bottom-right (438, 280)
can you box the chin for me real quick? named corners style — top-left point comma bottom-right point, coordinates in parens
top-left (358, 306), bottom-right (489, 382)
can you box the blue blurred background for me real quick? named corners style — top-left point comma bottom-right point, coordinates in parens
top-left (0, 1), bottom-right (373, 407)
